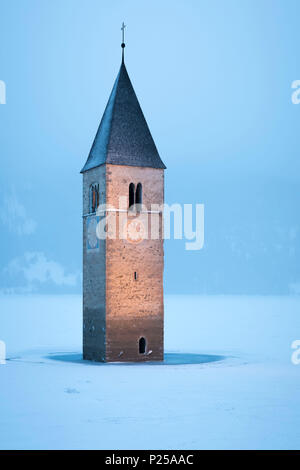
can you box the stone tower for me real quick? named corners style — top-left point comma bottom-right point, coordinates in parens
top-left (81, 43), bottom-right (166, 362)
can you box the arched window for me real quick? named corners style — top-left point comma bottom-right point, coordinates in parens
top-left (139, 337), bottom-right (146, 354)
top-left (90, 183), bottom-right (99, 213)
top-left (136, 183), bottom-right (142, 206)
top-left (129, 183), bottom-right (135, 209)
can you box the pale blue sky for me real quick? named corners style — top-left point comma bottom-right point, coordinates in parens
top-left (0, 0), bottom-right (299, 294)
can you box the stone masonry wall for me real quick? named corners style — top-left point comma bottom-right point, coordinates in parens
top-left (105, 164), bottom-right (164, 362)
top-left (83, 164), bottom-right (165, 362)
top-left (82, 165), bottom-right (106, 361)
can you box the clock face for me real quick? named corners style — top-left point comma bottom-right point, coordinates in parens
top-left (124, 218), bottom-right (146, 244)
top-left (87, 216), bottom-right (99, 251)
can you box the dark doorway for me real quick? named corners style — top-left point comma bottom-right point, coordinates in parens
top-left (139, 337), bottom-right (146, 354)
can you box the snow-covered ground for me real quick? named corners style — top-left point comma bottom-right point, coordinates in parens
top-left (0, 295), bottom-right (299, 450)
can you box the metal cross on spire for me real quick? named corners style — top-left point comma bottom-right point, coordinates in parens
top-left (121, 22), bottom-right (126, 62)
top-left (121, 22), bottom-right (126, 43)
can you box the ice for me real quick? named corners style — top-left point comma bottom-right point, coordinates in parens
top-left (0, 294), bottom-right (299, 449)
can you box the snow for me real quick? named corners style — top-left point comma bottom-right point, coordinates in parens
top-left (0, 294), bottom-right (300, 450)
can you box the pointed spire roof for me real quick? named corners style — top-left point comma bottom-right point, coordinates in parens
top-left (81, 62), bottom-right (166, 173)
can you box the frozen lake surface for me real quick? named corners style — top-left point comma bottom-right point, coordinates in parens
top-left (0, 294), bottom-right (299, 449)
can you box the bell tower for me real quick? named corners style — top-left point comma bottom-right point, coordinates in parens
top-left (81, 28), bottom-right (166, 362)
